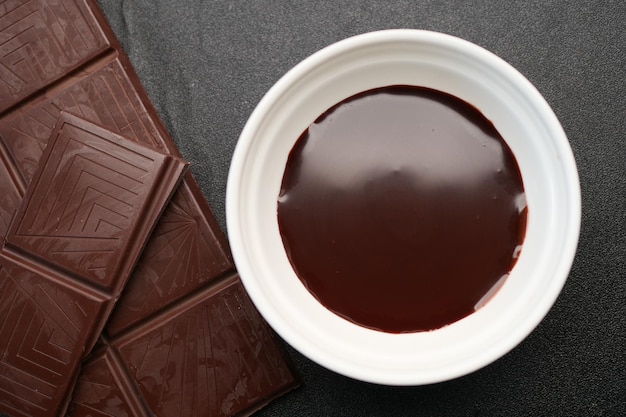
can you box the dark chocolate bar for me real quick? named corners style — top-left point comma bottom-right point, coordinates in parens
top-left (0, 113), bottom-right (187, 417)
top-left (0, 250), bottom-right (106, 416)
top-left (1, 0), bottom-right (299, 416)
top-left (0, 0), bottom-right (111, 113)
top-left (65, 175), bottom-right (297, 417)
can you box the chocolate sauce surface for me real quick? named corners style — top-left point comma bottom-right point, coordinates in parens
top-left (277, 85), bottom-right (527, 333)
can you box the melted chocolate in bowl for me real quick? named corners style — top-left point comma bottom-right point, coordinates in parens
top-left (277, 86), bottom-right (527, 333)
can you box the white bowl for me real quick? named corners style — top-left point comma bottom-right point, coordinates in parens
top-left (226, 29), bottom-right (580, 385)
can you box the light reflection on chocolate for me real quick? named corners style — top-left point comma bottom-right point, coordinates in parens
top-left (278, 85), bottom-right (527, 333)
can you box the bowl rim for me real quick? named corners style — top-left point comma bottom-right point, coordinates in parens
top-left (226, 29), bottom-right (581, 385)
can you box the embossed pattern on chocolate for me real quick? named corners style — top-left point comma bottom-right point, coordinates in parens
top-left (0, 55), bottom-right (171, 186)
top-left (102, 277), bottom-right (293, 417)
top-left (0, 0), bottom-right (110, 113)
top-left (8, 113), bottom-right (186, 288)
top-left (0, 1), bottom-right (299, 416)
top-left (105, 178), bottom-right (233, 336)
top-left (0, 254), bottom-right (106, 417)
top-left (0, 113), bottom-right (187, 417)
top-left (68, 173), bottom-right (298, 417)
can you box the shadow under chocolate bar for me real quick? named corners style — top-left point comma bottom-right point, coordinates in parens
top-left (0, 1), bottom-right (299, 416)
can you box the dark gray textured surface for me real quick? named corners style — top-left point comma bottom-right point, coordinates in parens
top-left (95, 1), bottom-right (625, 416)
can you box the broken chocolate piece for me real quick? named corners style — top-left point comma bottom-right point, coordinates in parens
top-left (7, 113), bottom-right (187, 290)
top-left (72, 276), bottom-right (296, 417)
top-left (0, 112), bottom-right (187, 417)
top-left (0, 251), bottom-right (106, 417)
